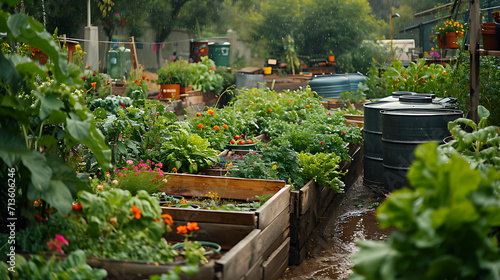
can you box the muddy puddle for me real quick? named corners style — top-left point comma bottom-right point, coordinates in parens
top-left (282, 176), bottom-right (392, 280)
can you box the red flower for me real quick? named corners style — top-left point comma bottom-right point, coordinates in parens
top-left (73, 204), bottom-right (83, 211)
top-left (187, 222), bottom-right (199, 231)
top-left (268, 109), bottom-right (272, 112)
top-left (142, 75), bottom-right (146, 79)
top-left (198, 124), bottom-right (204, 129)
top-left (214, 125), bottom-right (220, 130)
top-left (177, 225), bottom-right (188, 234)
top-left (121, 102), bottom-right (125, 109)
top-left (306, 105), bottom-right (310, 109)
top-left (208, 109), bottom-right (215, 115)
top-left (134, 79), bottom-right (138, 83)
top-left (158, 94), bottom-right (162, 99)
top-left (82, 76), bottom-right (86, 80)
top-left (197, 112), bottom-right (201, 117)
top-left (93, 73), bottom-right (96, 76)
top-left (35, 214), bottom-right (43, 222)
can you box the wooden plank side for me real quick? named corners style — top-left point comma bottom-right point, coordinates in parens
top-left (239, 257), bottom-right (263, 280)
top-left (158, 173), bottom-right (285, 200)
top-left (260, 207), bottom-right (290, 258)
top-left (217, 229), bottom-right (262, 280)
top-left (262, 238), bottom-right (291, 280)
top-left (288, 243), bottom-right (307, 266)
top-left (262, 227), bottom-right (290, 262)
top-left (257, 185), bottom-right (291, 229)
top-left (164, 222), bottom-right (254, 250)
top-left (86, 258), bottom-right (214, 280)
top-left (161, 207), bottom-right (257, 226)
top-left (299, 179), bottom-right (319, 215)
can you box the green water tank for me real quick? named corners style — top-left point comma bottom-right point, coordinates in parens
top-left (208, 42), bottom-right (230, 67)
top-left (106, 47), bottom-right (132, 80)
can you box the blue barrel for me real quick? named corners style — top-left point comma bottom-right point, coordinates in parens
top-left (308, 73), bottom-right (367, 99)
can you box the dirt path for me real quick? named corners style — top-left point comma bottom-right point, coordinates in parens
top-left (282, 176), bottom-right (392, 279)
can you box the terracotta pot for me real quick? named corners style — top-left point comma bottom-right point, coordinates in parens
top-left (436, 32), bottom-right (447, 49)
top-left (481, 29), bottom-right (498, 50)
top-left (445, 32), bottom-right (461, 49)
top-left (180, 85), bottom-right (193, 94)
top-left (160, 84), bottom-right (180, 100)
top-left (328, 55), bottom-right (335, 62)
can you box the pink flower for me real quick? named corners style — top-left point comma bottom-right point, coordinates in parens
top-left (97, 185), bottom-right (103, 190)
top-left (320, 141), bottom-right (324, 145)
top-left (162, 179), bottom-right (168, 183)
top-left (342, 132), bottom-right (346, 135)
top-left (157, 162), bottom-right (163, 168)
top-left (112, 180), bottom-right (118, 185)
top-left (328, 112), bottom-right (331, 116)
top-left (56, 235), bottom-right (69, 246)
top-left (123, 174), bottom-right (127, 177)
top-left (126, 160), bottom-right (133, 165)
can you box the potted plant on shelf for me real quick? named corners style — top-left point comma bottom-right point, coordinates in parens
top-left (156, 61), bottom-right (181, 100)
top-left (435, 18), bottom-right (465, 49)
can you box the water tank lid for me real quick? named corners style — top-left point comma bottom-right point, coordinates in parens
top-left (399, 95), bottom-right (432, 104)
top-left (392, 91), bottom-right (415, 96)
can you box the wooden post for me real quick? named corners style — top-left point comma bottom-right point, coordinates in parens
top-left (469, 0), bottom-right (480, 123)
top-left (129, 36), bottom-right (138, 69)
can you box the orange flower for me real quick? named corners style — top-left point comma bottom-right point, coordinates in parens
top-left (222, 124), bottom-right (228, 129)
top-left (306, 105), bottom-right (310, 109)
top-left (268, 109), bottom-right (272, 112)
top-left (155, 218), bottom-right (159, 222)
top-left (138, 80), bottom-right (142, 86)
top-left (214, 125), bottom-right (220, 130)
top-left (197, 112), bottom-right (201, 117)
top-left (187, 222), bottom-right (200, 231)
top-left (172, 168), bottom-right (178, 173)
top-left (208, 109), bottom-right (215, 115)
top-left (91, 82), bottom-right (96, 89)
top-left (177, 225), bottom-right (188, 234)
top-left (198, 124), bottom-right (204, 129)
top-left (131, 205), bottom-right (142, 219)
top-left (161, 214), bottom-right (174, 226)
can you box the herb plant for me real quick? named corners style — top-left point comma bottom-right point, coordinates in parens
top-left (349, 142), bottom-right (500, 280)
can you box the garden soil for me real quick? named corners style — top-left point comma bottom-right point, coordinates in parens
top-left (281, 175), bottom-right (393, 280)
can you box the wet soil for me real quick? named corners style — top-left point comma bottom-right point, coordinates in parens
top-left (282, 175), bottom-right (392, 280)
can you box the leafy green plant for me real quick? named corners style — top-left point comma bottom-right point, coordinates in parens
top-left (338, 90), bottom-right (366, 104)
top-left (0, 1), bottom-right (111, 222)
top-left (190, 57), bottom-right (224, 93)
top-left (229, 152), bottom-right (279, 180)
top-left (88, 95), bottom-right (132, 116)
top-left (82, 70), bottom-right (111, 98)
top-left (439, 105), bottom-right (500, 172)
top-left (298, 152), bottom-right (345, 192)
top-left (159, 129), bottom-right (219, 173)
top-left (0, 250), bottom-right (107, 280)
top-left (125, 75), bottom-right (149, 100)
top-left (349, 142), bottom-right (500, 280)
top-left (383, 58), bottom-right (452, 97)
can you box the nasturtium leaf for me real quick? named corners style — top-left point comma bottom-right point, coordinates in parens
top-left (0, 128), bottom-right (26, 166)
top-left (40, 94), bottom-right (64, 120)
top-left (66, 117), bottom-right (90, 141)
top-left (28, 179), bottom-right (73, 214)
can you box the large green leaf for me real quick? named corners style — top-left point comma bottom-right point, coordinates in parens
top-left (0, 128), bottom-right (25, 166)
top-left (0, 52), bottom-right (22, 94)
top-left (28, 179), bottom-right (73, 214)
top-left (40, 94), bottom-right (64, 120)
top-left (66, 116), bottom-right (91, 141)
top-left (21, 150), bottom-right (52, 191)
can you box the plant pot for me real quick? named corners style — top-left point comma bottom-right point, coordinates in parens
top-left (226, 140), bottom-right (259, 151)
top-left (436, 32), bottom-right (447, 49)
top-left (173, 241), bottom-right (222, 256)
top-left (263, 67), bottom-right (272, 75)
top-left (328, 55), bottom-right (335, 62)
top-left (160, 84), bottom-right (180, 100)
top-left (445, 32), bottom-right (461, 49)
top-left (180, 85), bottom-right (193, 94)
top-left (482, 29), bottom-right (498, 50)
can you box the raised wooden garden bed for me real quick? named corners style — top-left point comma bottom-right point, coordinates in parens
top-left (158, 174), bottom-right (291, 280)
top-left (288, 142), bottom-right (363, 265)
